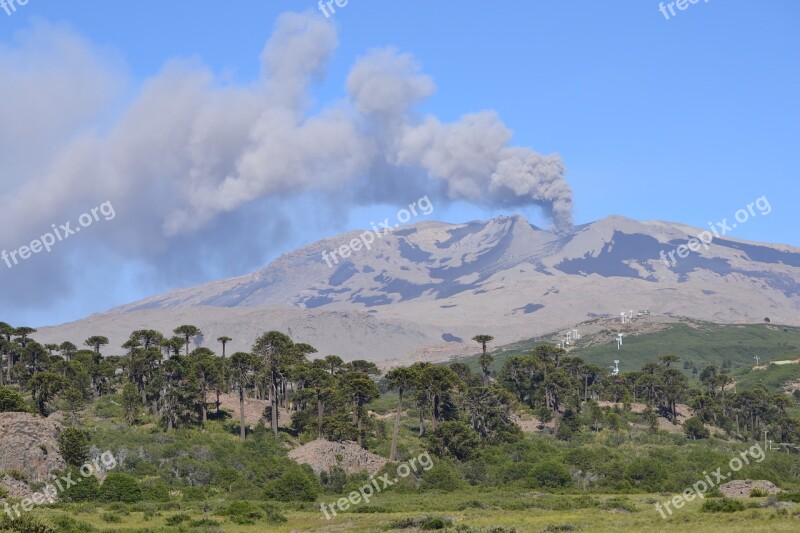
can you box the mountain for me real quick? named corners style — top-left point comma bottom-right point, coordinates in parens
top-left (33, 215), bottom-right (800, 363)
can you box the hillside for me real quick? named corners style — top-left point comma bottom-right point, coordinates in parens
top-left (32, 214), bottom-right (800, 364)
top-left (457, 317), bottom-right (800, 378)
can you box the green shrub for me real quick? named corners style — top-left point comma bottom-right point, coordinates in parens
top-left (420, 461), bottom-right (462, 492)
top-left (0, 513), bottom-right (56, 532)
top-left (388, 516), bottom-right (454, 530)
top-left (750, 488), bottom-right (769, 497)
top-left (0, 387), bottom-right (27, 413)
top-left (426, 421), bottom-right (481, 461)
top-left (164, 513), bottom-right (190, 526)
top-left (49, 515), bottom-right (96, 533)
top-left (139, 479), bottom-right (170, 502)
top-left (263, 465), bottom-right (321, 502)
top-left (701, 498), bottom-right (746, 513)
top-left (526, 461), bottom-right (572, 490)
top-left (60, 468), bottom-right (100, 502)
top-left (2, 470), bottom-right (27, 482)
top-left (221, 501), bottom-right (264, 525)
top-left (777, 492), bottom-right (800, 503)
top-left (683, 417), bottom-right (710, 440)
top-left (100, 512), bottom-right (122, 523)
top-left (99, 473), bottom-right (142, 503)
top-left (57, 428), bottom-right (89, 467)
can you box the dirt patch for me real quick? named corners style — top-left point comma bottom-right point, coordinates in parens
top-left (719, 480), bottom-right (780, 499)
top-left (288, 439), bottom-right (387, 475)
top-left (216, 393), bottom-right (291, 428)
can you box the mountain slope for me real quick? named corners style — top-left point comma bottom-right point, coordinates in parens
top-left (33, 215), bottom-right (800, 362)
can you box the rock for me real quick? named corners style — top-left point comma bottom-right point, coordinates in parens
top-left (719, 479), bottom-right (780, 498)
top-left (0, 412), bottom-right (66, 484)
top-left (288, 439), bottom-right (387, 476)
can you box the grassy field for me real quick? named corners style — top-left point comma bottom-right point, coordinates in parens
top-left (30, 491), bottom-right (800, 532)
top-left (456, 319), bottom-right (800, 381)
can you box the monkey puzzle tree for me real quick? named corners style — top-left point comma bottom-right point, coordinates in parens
top-left (299, 364), bottom-right (335, 440)
top-left (174, 325), bottom-right (201, 357)
top-left (472, 334), bottom-right (495, 386)
top-left (342, 373), bottom-right (379, 447)
top-left (28, 372), bottom-right (67, 416)
top-left (191, 347), bottom-right (222, 423)
top-left (252, 331), bottom-right (294, 438)
top-left (228, 352), bottom-right (260, 441)
top-left (385, 366), bottom-right (416, 461)
top-left (59, 341), bottom-right (77, 361)
top-left (216, 336), bottom-right (232, 358)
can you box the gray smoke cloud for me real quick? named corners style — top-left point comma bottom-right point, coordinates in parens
top-left (0, 12), bottom-right (573, 321)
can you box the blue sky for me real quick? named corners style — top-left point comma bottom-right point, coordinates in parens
top-left (0, 1), bottom-right (798, 327)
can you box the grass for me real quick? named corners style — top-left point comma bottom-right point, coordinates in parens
top-left (455, 320), bottom-right (800, 381)
top-left (31, 492), bottom-right (800, 532)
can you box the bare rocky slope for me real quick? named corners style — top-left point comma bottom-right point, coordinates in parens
top-left (0, 412), bottom-right (66, 502)
top-left (32, 215), bottom-right (800, 364)
top-left (288, 439), bottom-right (387, 475)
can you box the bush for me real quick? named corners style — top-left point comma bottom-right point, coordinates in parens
top-left (263, 465), bottom-right (321, 502)
top-left (60, 467), bottom-right (99, 502)
top-left (683, 417), bottom-right (710, 440)
top-left (0, 513), bottom-right (57, 532)
top-left (100, 513), bottom-right (122, 523)
top-left (57, 428), bottom-right (89, 467)
top-left (750, 488), bottom-right (769, 497)
top-left (526, 462), bottom-right (572, 490)
top-left (420, 461), bottom-right (462, 492)
top-left (164, 513), bottom-right (191, 526)
top-left (221, 501), bottom-right (288, 525)
top-left (99, 473), bottom-right (142, 503)
top-left (777, 492), bottom-right (800, 503)
top-left (701, 498), bottom-right (746, 513)
top-left (0, 387), bottom-right (28, 413)
top-left (49, 515), bottom-right (96, 533)
top-left (426, 421), bottom-right (481, 461)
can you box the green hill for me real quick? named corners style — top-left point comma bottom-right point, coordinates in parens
top-left (455, 319), bottom-right (800, 378)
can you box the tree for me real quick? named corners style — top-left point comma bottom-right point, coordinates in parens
top-left (57, 427), bottom-right (89, 467)
top-left (426, 420), bottom-right (480, 461)
top-left (174, 325), bottom-right (201, 357)
top-left (84, 336), bottom-right (109, 358)
top-left (0, 386), bottom-right (27, 412)
top-left (63, 387), bottom-right (85, 425)
top-left (217, 336), bottom-right (232, 358)
top-left (252, 331), bottom-right (294, 438)
top-left (385, 366), bottom-right (416, 461)
top-left (300, 365), bottom-right (334, 440)
top-left (323, 355), bottom-right (345, 376)
top-left (684, 416), bottom-right (711, 439)
top-left (192, 348), bottom-right (222, 423)
top-left (659, 354), bottom-right (681, 369)
top-left (14, 327), bottom-right (36, 347)
top-left (472, 335), bottom-right (495, 386)
top-left (343, 374), bottom-right (379, 446)
top-left (229, 352), bottom-right (260, 441)
top-left (122, 383), bottom-right (140, 425)
top-left (28, 372), bottom-right (66, 416)
top-left (100, 473), bottom-right (143, 503)
top-left (59, 342), bottom-right (77, 361)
